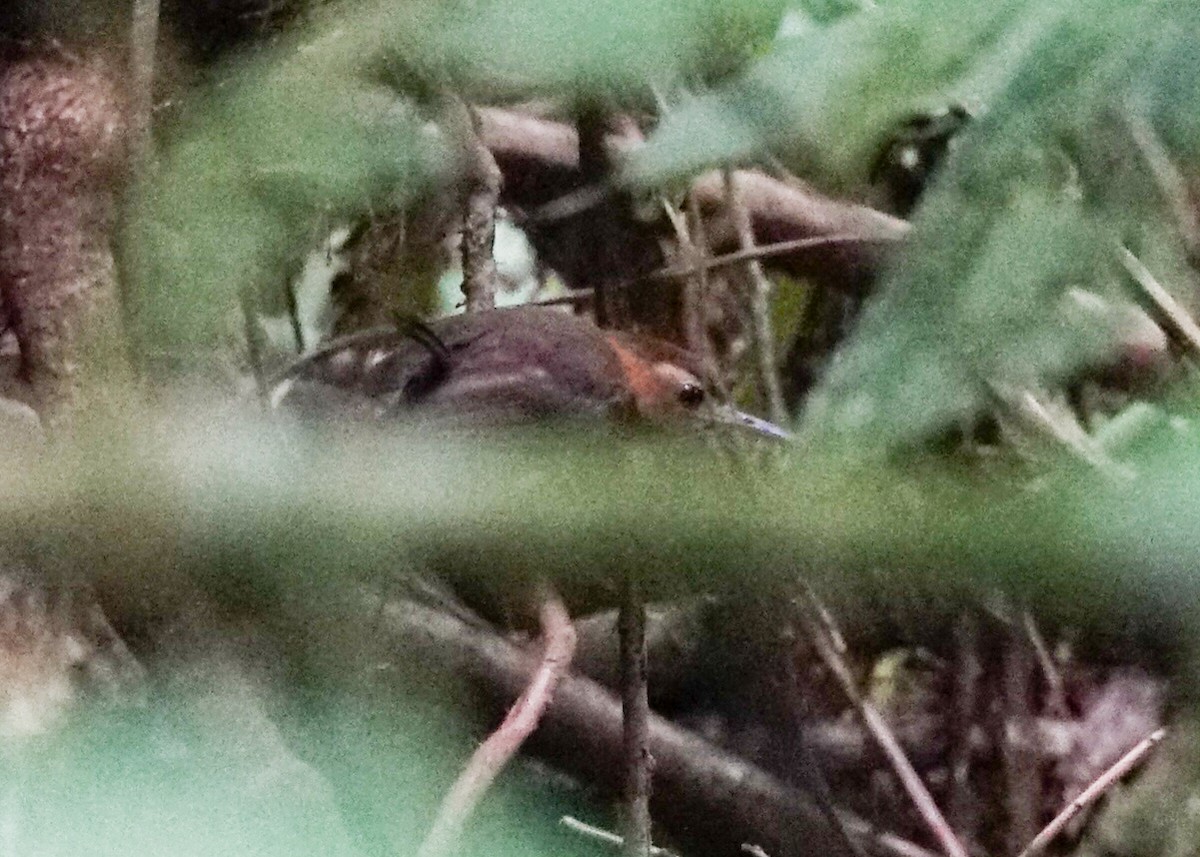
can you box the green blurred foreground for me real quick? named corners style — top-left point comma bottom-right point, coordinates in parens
top-left (1, 402), bottom-right (1198, 853)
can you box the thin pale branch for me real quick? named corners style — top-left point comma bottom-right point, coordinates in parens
top-left (129, 0), bottom-right (161, 169)
top-left (781, 620), bottom-right (870, 857)
top-left (620, 573), bottom-right (652, 857)
top-left (1021, 611), bottom-right (1069, 719)
top-left (560, 816), bottom-right (677, 857)
top-left (723, 168), bottom-right (787, 424)
top-left (1124, 107), bottom-right (1200, 258)
top-left (1119, 246), bottom-right (1200, 356)
top-left (643, 233), bottom-right (905, 285)
top-left (459, 104), bottom-right (503, 312)
top-left (1015, 728), bottom-right (1166, 857)
top-left (797, 591), bottom-right (971, 857)
top-left (416, 585), bottom-right (576, 857)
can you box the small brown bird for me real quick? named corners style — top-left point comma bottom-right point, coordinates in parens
top-left (270, 305), bottom-right (788, 857)
top-left (270, 305), bottom-right (790, 439)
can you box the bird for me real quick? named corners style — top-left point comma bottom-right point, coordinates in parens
top-left (268, 304), bottom-right (790, 857)
top-left (269, 304), bottom-right (791, 440)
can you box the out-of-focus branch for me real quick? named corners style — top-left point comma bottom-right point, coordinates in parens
top-left (456, 104), bottom-right (503, 313)
top-left (128, 0), bottom-right (160, 169)
top-left (416, 586), bottom-right (575, 857)
top-left (619, 573), bottom-right (652, 857)
top-left (376, 596), bottom-right (936, 857)
top-left (722, 168), bottom-right (787, 424)
top-left (0, 53), bottom-right (131, 429)
top-left (475, 107), bottom-right (909, 298)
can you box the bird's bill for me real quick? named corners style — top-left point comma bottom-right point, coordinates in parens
top-left (710, 406), bottom-right (794, 441)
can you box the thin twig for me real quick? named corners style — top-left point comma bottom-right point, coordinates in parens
top-left (456, 102), bottom-right (502, 312)
top-left (644, 233), bottom-right (904, 285)
top-left (1021, 611), bottom-right (1069, 719)
top-left (530, 234), bottom-right (900, 308)
top-left (799, 579), bottom-right (847, 654)
top-left (1015, 728), bottom-right (1166, 857)
top-left (577, 109), bottom-right (625, 328)
top-left (947, 613), bottom-right (980, 841)
top-left (684, 192), bottom-right (714, 373)
top-left (990, 386), bottom-right (1134, 481)
top-left (1124, 106), bottom-right (1200, 258)
top-left (1001, 632), bottom-right (1039, 856)
top-left (416, 585), bottom-right (576, 857)
top-left (1118, 246), bottom-right (1200, 356)
top-left (620, 572), bottom-right (653, 857)
top-left (797, 591), bottom-right (971, 857)
top-left (128, 0), bottom-right (161, 169)
top-left (781, 620), bottom-right (870, 857)
top-left (723, 168), bottom-right (787, 424)
top-left (560, 816), bottom-right (676, 857)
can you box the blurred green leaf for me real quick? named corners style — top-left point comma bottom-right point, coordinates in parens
top-left (2, 408), bottom-right (1196, 643)
top-left (627, 0), bottom-right (1061, 189)
top-left (124, 4), bottom-right (447, 372)
top-left (404, 0), bottom-right (787, 100)
top-left (801, 1), bottom-right (1200, 449)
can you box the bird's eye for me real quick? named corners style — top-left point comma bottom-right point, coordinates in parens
top-left (677, 383), bottom-right (706, 409)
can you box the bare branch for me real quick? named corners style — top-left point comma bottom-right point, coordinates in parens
top-left (1119, 246), bottom-right (1200, 357)
top-left (796, 591), bottom-right (971, 857)
top-left (1016, 728), bottom-right (1166, 857)
top-left (620, 573), bottom-right (653, 857)
top-left (561, 816), bottom-right (678, 857)
top-left (722, 169), bottom-right (786, 423)
top-left (378, 597), bottom-right (937, 857)
top-left (457, 104), bottom-right (503, 312)
top-left (416, 586), bottom-right (576, 857)
top-left (128, 0), bottom-right (161, 169)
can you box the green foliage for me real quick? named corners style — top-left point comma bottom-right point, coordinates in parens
top-left (627, 0), bottom-right (1059, 189)
top-left (123, 2), bottom-right (446, 371)
top-left (624, 0), bottom-right (1200, 450)
top-left (803, 0), bottom-right (1200, 449)
top-left (403, 0), bottom-right (787, 100)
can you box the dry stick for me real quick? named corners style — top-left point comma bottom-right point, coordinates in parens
top-left (532, 234), bottom-right (901, 308)
top-left (660, 195), bottom-right (722, 391)
top-left (644, 233), bottom-right (904, 285)
top-left (1020, 611), bottom-right (1069, 719)
top-left (797, 593), bottom-right (971, 857)
top-left (947, 613), bottom-right (981, 841)
top-left (560, 816), bottom-right (676, 857)
top-left (577, 110), bottom-right (624, 329)
top-left (723, 168), bottom-right (787, 425)
top-left (128, 0), bottom-right (160, 169)
top-left (1000, 632), bottom-right (1039, 856)
top-left (1014, 728), bottom-right (1166, 857)
top-left (382, 598), bottom-right (938, 857)
top-left (415, 587), bottom-right (577, 857)
top-left (458, 103), bottom-right (503, 312)
top-left (1124, 107), bottom-right (1200, 258)
top-left (620, 572), bottom-right (653, 857)
top-left (1118, 246), bottom-right (1200, 356)
top-left (683, 192), bottom-right (715, 375)
top-left (780, 622), bottom-right (870, 857)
